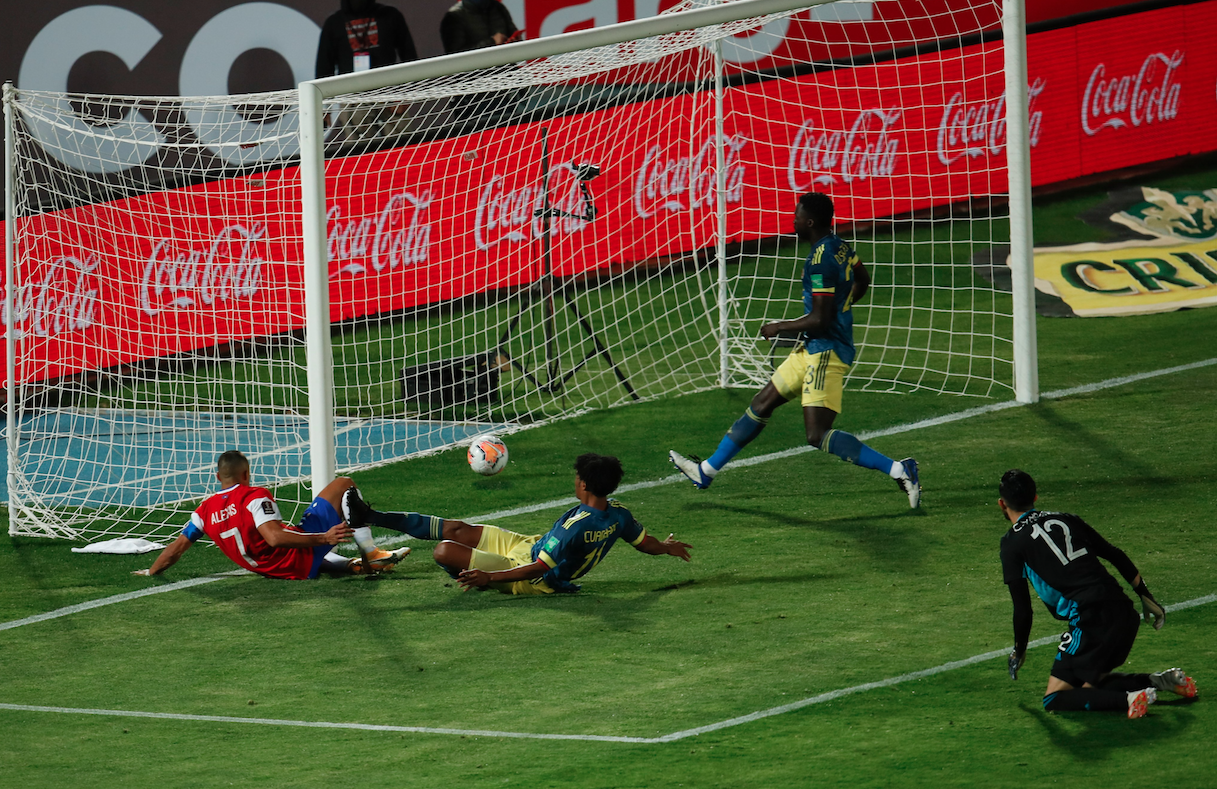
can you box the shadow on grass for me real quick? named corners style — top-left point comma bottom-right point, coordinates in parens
top-left (1020, 699), bottom-right (1197, 760)
top-left (1026, 404), bottom-right (1172, 487)
top-left (185, 572), bottom-right (424, 675)
top-left (647, 569), bottom-right (843, 592)
top-left (381, 566), bottom-right (839, 637)
top-left (679, 500), bottom-right (928, 569)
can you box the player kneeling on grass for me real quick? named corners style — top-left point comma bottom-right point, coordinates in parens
top-left (134, 450), bottom-right (410, 580)
top-left (669, 192), bottom-right (920, 509)
top-left (342, 453), bottom-right (691, 594)
top-left (997, 469), bottom-right (1196, 719)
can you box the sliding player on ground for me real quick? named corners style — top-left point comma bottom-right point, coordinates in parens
top-left (134, 450), bottom-right (410, 580)
top-left (997, 469), bottom-right (1197, 719)
top-left (669, 192), bottom-right (920, 508)
top-left (342, 453), bottom-right (691, 594)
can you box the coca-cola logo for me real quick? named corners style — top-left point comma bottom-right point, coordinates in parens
top-left (474, 166), bottom-right (595, 251)
top-left (139, 223), bottom-right (264, 317)
top-left (1082, 51), bottom-right (1184, 136)
top-left (787, 109), bottom-right (902, 191)
top-left (634, 135), bottom-right (747, 219)
top-left (936, 80), bottom-right (1044, 168)
top-left (3, 254), bottom-right (100, 340)
top-left (327, 190), bottom-right (432, 276)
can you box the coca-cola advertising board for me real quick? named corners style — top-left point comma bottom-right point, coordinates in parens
top-left (5, 94), bottom-right (720, 384)
top-left (3, 0), bottom-right (1216, 387)
top-left (1025, 0), bottom-right (1217, 184)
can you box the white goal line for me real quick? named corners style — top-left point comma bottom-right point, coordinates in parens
top-left (2, 355), bottom-right (1214, 633)
top-left (383, 355), bottom-right (1217, 535)
top-left (1, 357), bottom-right (1212, 742)
top-left (1, 593), bottom-right (1212, 743)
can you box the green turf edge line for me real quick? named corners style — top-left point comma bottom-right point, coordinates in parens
top-left (419, 356), bottom-right (1217, 528)
top-left (3, 594), bottom-right (1210, 744)
top-left (0, 704), bottom-right (652, 744)
top-left (0, 570), bottom-right (248, 632)
top-left (6, 356), bottom-right (1214, 633)
top-left (654, 593), bottom-right (1216, 742)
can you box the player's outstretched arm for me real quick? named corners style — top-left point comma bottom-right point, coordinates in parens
top-left (1006, 578), bottom-right (1033, 674)
top-left (458, 559), bottom-right (548, 590)
top-left (257, 520), bottom-right (353, 548)
top-left (634, 533), bottom-right (692, 562)
top-left (134, 534), bottom-right (193, 576)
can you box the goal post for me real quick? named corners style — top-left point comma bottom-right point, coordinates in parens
top-left (1002, 0), bottom-right (1039, 405)
top-left (297, 0), bottom-right (1039, 489)
top-left (4, 0), bottom-right (1036, 541)
top-left (296, 0), bottom-right (849, 493)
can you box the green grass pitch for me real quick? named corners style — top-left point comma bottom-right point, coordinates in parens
top-left (1, 164), bottom-right (1215, 787)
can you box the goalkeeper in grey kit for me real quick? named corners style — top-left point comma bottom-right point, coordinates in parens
top-left (996, 469), bottom-right (1196, 719)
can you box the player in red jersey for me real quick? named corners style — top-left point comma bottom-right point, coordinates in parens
top-left (134, 450), bottom-right (410, 580)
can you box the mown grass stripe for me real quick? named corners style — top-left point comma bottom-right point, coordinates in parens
top-left (2, 594), bottom-right (1209, 743)
top-left (0, 570), bottom-right (248, 632)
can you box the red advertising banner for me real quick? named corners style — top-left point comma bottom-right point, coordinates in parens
top-left (3, 0), bottom-right (1216, 387)
top-left (1027, 1), bottom-right (1217, 183)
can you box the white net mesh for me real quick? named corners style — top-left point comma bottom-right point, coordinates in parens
top-left (5, 0), bottom-right (1014, 540)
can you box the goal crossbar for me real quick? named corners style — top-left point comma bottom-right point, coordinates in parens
top-left (4, 0), bottom-right (1037, 539)
top-left (300, 0), bottom-right (845, 491)
top-left (297, 0), bottom-right (1038, 492)
top-left (304, 0), bottom-right (837, 99)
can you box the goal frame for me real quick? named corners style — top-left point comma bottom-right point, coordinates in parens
top-left (1, 0), bottom-right (1038, 532)
top-left (295, 0), bottom-right (1039, 495)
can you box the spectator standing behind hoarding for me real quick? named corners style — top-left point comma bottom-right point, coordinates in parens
top-left (440, 0), bottom-right (519, 54)
top-left (439, 0), bottom-right (522, 130)
top-left (316, 0), bottom-right (419, 141)
top-left (316, 0), bottom-right (418, 77)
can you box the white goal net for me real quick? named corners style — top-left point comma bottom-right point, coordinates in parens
top-left (4, 0), bottom-right (1030, 540)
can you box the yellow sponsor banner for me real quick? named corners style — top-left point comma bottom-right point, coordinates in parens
top-left (1027, 238), bottom-right (1217, 317)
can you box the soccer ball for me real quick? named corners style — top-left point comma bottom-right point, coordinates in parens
top-left (467, 435), bottom-right (509, 476)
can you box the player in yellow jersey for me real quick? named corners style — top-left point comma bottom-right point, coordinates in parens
top-left (341, 453), bottom-right (691, 594)
top-left (670, 192), bottom-right (921, 508)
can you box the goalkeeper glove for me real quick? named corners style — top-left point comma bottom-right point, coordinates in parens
top-left (1134, 580), bottom-right (1165, 630)
top-left (1008, 650), bottom-right (1025, 680)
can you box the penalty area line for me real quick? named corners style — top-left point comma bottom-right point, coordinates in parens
top-left (0, 703), bottom-right (652, 744)
top-left (3, 593), bottom-right (1210, 743)
top-left (656, 593), bottom-right (1215, 741)
top-left (0, 570), bottom-right (249, 632)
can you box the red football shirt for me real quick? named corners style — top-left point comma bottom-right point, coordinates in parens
top-left (189, 483), bottom-right (315, 580)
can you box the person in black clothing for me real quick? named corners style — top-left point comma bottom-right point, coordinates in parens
top-left (316, 0), bottom-right (418, 77)
top-left (316, 0), bottom-right (418, 141)
top-left (997, 469), bottom-right (1195, 718)
top-left (441, 0), bottom-right (519, 54)
top-left (439, 0), bottom-right (522, 130)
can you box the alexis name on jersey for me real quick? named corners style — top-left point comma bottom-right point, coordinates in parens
top-left (209, 497), bottom-right (275, 526)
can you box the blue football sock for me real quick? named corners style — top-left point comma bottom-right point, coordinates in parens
top-left (822, 429), bottom-right (897, 474)
top-left (374, 511), bottom-right (443, 540)
top-left (706, 408), bottom-right (769, 471)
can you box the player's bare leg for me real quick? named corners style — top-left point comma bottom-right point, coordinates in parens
top-left (432, 521), bottom-right (487, 579)
top-left (670, 383), bottom-right (788, 489)
top-left (437, 519), bottom-right (485, 546)
top-left (433, 540), bottom-right (475, 578)
top-left (802, 404), bottom-right (836, 449)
